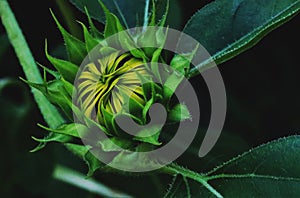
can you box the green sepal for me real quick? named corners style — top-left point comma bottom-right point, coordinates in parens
top-left (113, 112), bottom-right (143, 136)
top-left (163, 71), bottom-right (184, 102)
top-left (50, 9), bottom-right (87, 64)
top-left (141, 81), bottom-right (154, 102)
top-left (64, 143), bottom-right (103, 177)
top-left (61, 78), bottom-right (74, 98)
top-left (115, 83), bottom-right (145, 120)
top-left (72, 104), bottom-right (112, 136)
top-left (84, 150), bottom-right (104, 177)
top-left (30, 142), bottom-right (47, 153)
top-left (149, 0), bottom-right (156, 26)
top-left (99, 0), bottom-right (124, 38)
top-left (170, 44), bottom-right (199, 76)
top-left (167, 103), bottom-right (191, 123)
top-left (157, 0), bottom-right (169, 27)
top-left (120, 32), bottom-right (148, 60)
top-left (42, 80), bottom-right (73, 119)
top-left (99, 0), bottom-right (143, 57)
top-left (37, 123), bottom-right (89, 139)
top-left (125, 42), bottom-right (148, 60)
top-left (65, 142), bottom-right (90, 158)
top-left (113, 107), bottom-right (162, 146)
top-left (78, 21), bottom-right (100, 52)
top-left (142, 98), bottom-right (155, 121)
top-left (37, 62), bottom-right (60, 79)
top-left (138, 72), bottom-right (163, 103)
top-left (100, 105), bottom-right (118, 135)
top-left (45, 41), bottom-right (78, 83)
top-left (32, 133), bottom-right (72, 144)
top-left (99, 137), bottom-right (133, 152)
top-left (106, 143), bottom-right (160, 172)
top-left (150, 27), bottom-right (168, 83)
top-left (149, 0), bottom-right (169, 27)
top-left (136, 27), bottom-right (168, 60)
top-left (21, 78), bottom-right (73, 120)
top-left (133, 128), bottom-right (162, 146)
top-left (99, 46), bottom-right (118, 56)
top-left (84, 7), bottom-right (104, 39)
top-left (127, 95), bottom-right (145, 119)
top-left (137, 28), bottom-right (157, 58)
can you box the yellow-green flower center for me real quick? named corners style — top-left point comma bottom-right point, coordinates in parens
top-left (77, 51), bottom-right (147, 124)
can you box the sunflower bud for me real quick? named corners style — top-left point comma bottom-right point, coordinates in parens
top-left (29, 1), bottom-right (194, 175)
top-left (76, 51), bottom-right (148, 127)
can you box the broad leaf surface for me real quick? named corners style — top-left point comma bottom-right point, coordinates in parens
top-left (165, 135), bottom-right (300, 197)
top-left (181, 0), bottom-right (300, 76)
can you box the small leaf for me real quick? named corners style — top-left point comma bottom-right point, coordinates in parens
top-left (133, 128), bottom-right (162, 146)
top-left (78, 21), bottom-right (100, 53)
top-left (22, 78), bottom-right (73, 120)
top-left (45, 41), bottom-right (78, 83)
top-left (37, 62), bottom-right (60, 79)
top-left (32, 133), bottom-right (72, 144)
top-left (99, 137), bottom-right (132, 152)
top-left (64, 143), bottom-right (90, 158)
top-left (168, 103), bottom-right (191, 123)
top-left (170, 45), bottom-right (198, 76)
top-left (99, 1), bottom-right (124, 38)
top-left (50, 9), bottom-right (87, 64)
top-left (65, 143), bottom-right (105, 176)
top-left (84, 151), bottom-right (104, 176)
top-left (163, 71), bottom-right (184, 102)
top-left (100, 105), bottom-right (117, 134)
top-left (38, 123), bottom-right (89, 139)
top-left (107, 144), bottom-right (160, 172)
top-left (84, 7), bottom-right (104, 38)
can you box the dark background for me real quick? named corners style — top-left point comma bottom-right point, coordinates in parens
top-left (0, 0), bottom-right (299, 197)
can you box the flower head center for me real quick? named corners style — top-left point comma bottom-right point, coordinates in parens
top-left (77, 51), bottom-right (147, 124)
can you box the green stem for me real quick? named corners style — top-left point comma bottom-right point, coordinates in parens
top-left (162, 164), bottom-right (223, 198)
top-left (0, 0), bottom-right (64, 128)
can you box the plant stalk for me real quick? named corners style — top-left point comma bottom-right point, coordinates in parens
top-left (0, 0), bottom-right (64, 129)
top-left (162, 163), bottom-right (223, 198)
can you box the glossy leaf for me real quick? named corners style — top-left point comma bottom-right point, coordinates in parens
top-left (181, 0), bottom-right (300, 76)
top-left (164, 135), bottom-right (300, 197)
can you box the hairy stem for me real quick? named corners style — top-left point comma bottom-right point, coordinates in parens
top-left (0, 0), bottom-right (64, 128)
top-left (162, 164), bottom-right (223, 198)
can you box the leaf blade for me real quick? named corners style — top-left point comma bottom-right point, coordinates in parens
top-left (181, 0), bottom-right (300, 76)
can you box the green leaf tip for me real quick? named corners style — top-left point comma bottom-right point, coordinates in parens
top-left (50, 9), bottom-right (87, 64)
top-left (45, 39), bottom-right (79, 83)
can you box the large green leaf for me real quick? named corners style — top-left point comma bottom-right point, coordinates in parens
top-left (181, 0), bottom-right (300, 76)
top-left (165, 135), bottom-right (300, 197)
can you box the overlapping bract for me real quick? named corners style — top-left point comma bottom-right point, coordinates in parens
top-left (28, 1), bottom-right (194, 175)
